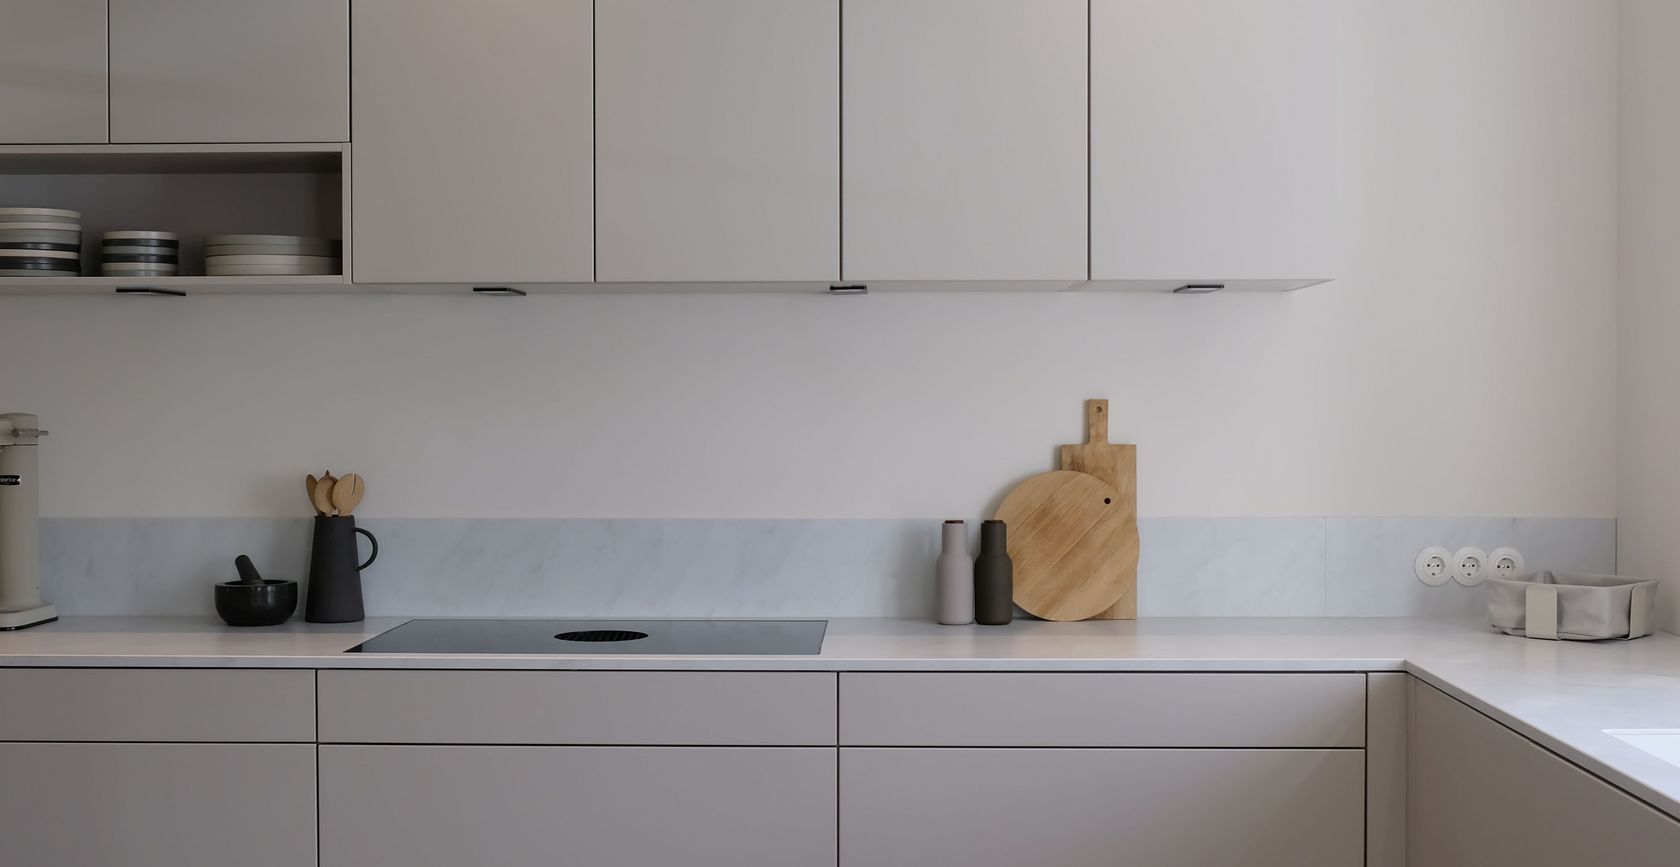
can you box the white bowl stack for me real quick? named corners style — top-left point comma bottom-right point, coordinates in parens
top-left (0, 207), bottom-right (83, 277)
top-left (101, 231), bottom-right (179, 277)
top-left (205, 235), bottom-right (341, 276)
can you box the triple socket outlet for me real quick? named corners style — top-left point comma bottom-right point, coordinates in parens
top-left (1415, 546), bottom-right (1525, 587)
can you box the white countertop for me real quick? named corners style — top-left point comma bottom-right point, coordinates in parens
top-left (4, 615), bottom-right (1680, 824)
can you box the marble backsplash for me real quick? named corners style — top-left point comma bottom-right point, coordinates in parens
top-left (37, 516), bottom-right (1616, 619)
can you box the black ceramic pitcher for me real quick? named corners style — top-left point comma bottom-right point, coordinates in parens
top-left (304, 516), bottom-right (378, 623)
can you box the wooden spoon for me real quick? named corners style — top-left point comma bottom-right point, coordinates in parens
top-left (332, 473), bottom-right (365, 517)
top-left (306, 474), bottom-right (321, 513)
top-left (311, 473), bottom-right (338, 517)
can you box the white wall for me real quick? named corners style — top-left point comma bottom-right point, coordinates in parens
top-left (1619, 0), bottom-right (1680, 632)
top-left (0, 0), bottom-right (1619, 523)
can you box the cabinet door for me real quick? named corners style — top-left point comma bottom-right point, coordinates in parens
top-left (109, 0), bottom-right (349, 143)
top-left (1410, 681), bottom-right (1680, 866)
top-left (0, 743), bottom-right (315, 867)
top-left (320, 745), bottom-right (836, 867)
top-left (842, 0), bottom-right (1086, 282)
top-left (596, 0), bottom-right (839, 283)
top-left (841, 748), bottom-right (1362, 867)
top-left (0, 0), bottom-right (108, 143)
top-left (351, 0), bottom-right (593, 284)
top-left (1091, 0), bottom-right (1341, 281)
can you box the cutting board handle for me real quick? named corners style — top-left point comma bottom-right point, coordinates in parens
top-left (1084, 399), bottom-right (1109, 445)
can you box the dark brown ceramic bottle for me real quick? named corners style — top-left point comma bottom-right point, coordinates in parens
top-left (973, 520), bottom-right (1014, 625)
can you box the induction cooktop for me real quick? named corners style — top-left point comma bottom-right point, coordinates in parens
top-left (345, 618), bottom-right (828, 655)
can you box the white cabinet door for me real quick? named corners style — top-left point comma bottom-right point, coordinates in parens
top-left (596, 0), bottom-right (840, 283)
top-left (841, 747), bottom-right (1363, 867)
top-left (0, 0), bottom-right (108, 143)
top-left (1091, 0), bottom-right (1342, 283)
top-left (842, 0), bottom-right (1086, 282)
top-left (320, 745), bottom-right (837, 867)
top-left (109, 0), bottom-right (349, 143)
top-left (1410, 680), bottom-right (1680, 866)
top-left (351, 0), bottom-right (593, 284)
top-left (0, 743), bottom-right (315, 867)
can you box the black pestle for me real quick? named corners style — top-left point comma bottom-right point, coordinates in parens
top-left (235, 554), bottom-right (264, 585)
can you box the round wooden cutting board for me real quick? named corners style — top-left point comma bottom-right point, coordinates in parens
top-left (995, 470), bottom-right (1137, 621)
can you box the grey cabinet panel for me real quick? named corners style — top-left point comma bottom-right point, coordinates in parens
top-left (841, 672), bottom-right (1365, 746)
top-left (0, 1), bottom-right (108, 143)
top-left (320, 745), bottom-right (836, 867)
top-left (1410, 680), bottom-right (1680, 867)
top-left (0, 743), bottom-right (315, 867)
top-left (841, 747), bottom-right (1362, 867)
top-left (1091, 0), bottom-right (1341, 280)
top-left (109, 0), bottom-right (348, 143)
top-left (1366, 672), bottom-right (1408, 867)
top-left (318, 670), bottom-right (837, 744)
top-left (596, 0), bottom-right (840, 282)
top-left (351, 0), bottom-right (592, 283)
top-left (842, 0), bottom-right (1086, 281)
top-left (0, 668), bottom-right (315, 742)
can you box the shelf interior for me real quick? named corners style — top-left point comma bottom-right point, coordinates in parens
top-left (0, 145), bottom-right (343, 175)
top-left (0, 149), bottom-right (344, 279)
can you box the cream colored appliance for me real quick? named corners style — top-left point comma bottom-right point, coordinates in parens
top-left (0, 413), bottom-right (54, 630)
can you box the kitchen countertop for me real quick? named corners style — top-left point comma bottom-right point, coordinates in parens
top-left (4, 615), bottom-right (1680, 824)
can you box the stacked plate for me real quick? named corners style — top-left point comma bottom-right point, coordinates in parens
top-left (101, 231), bottom-right (179, 277)
top-left (205, 235), bottom-right (341, 276)
top-left (0, 207), bottom-right (82, 277)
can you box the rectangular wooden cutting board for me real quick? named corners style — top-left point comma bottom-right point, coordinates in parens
top-left (1059, 399), bottom-right (1138, 619)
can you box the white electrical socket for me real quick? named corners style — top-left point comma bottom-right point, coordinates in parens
top-left (1452, 546), bottom-right (1488, 586)
top-left (1415, 547), bottom-right (1452, 586)
top-left (1488, 547), bottom-right (1525, 578)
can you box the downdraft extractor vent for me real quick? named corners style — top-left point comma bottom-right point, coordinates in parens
top-left (555, 629), bottom-right (650, 643)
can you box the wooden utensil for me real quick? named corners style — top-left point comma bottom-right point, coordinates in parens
top-left (312, 473), bottom-right (338, 517)
top-left (1059, 399), bottom-right (1140, 619)
top-left (994, 470), bottom-right (1135, 621)
top-left (306, 474), bottom-right (319, 512)
top-left (332, 473), bottom-right (365, 517)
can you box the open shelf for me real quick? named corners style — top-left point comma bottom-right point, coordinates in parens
top-left (0, 143), bottom-right (347, 282)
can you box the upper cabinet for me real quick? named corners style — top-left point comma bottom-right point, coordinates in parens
top-left (0, 1), bottom-right (109, 144)
top-left (350, 0), bottom-right (594, 284)
top-left (108, 0), bottom-right (349, 143)
top-left (595, 0), bottom-right (839, 284)
top-left (1091, 0), bottom-right (1342, 286)
top-left (0, 0), bottom-right (1347, 292)
top-left (842, 0), bottom-right (1086, 283)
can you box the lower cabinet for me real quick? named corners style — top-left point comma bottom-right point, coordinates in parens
top-left (318, 745), bottom-right (837, 867)
top-left (1410, 680), bottom-right (1680, 866)
top-left (0, 743), bottom-right (316, 867)
top-left (840, 747), bottom-right (1364, 867)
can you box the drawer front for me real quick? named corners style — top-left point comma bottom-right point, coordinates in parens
top-left (841, 672), bottom-right (1365, 747)
top-left (320, 745), bottom-right (836, 867)
top-left (318, 670), bottom-right (837, 745)
top-left (0, 743), bottom-right (316, 867)
top-left (0, 669), bottom-right (315, 742)
top-left (841, 747), bottom-right (1363, 867)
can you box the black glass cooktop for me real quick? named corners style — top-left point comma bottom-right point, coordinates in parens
top-left (346, 618), bottom-right (828, 655)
